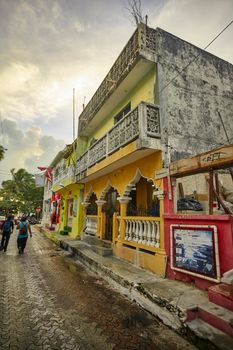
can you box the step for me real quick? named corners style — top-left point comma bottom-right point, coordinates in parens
top-left (91, 245), bottom-right (113, 257)
top-left (82, 234), bottom-right (112, 248)
top-left (186, 319), bottom-right (233, 350)
top-left (209, 284), bottom-right (233, 312)
top-left (198, 302), bottom-right (233, 337)
top-left (222, 269), bottom-right (233, 285)
top-left (82, 234), bottom-right (99, 246)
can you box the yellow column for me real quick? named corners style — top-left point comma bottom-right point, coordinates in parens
top-left (118, 197), bottom-right (131, 242)
top-left (96, 200), bottom-right (106, 240)
top-left (81, 201), bottom-right (89, 235)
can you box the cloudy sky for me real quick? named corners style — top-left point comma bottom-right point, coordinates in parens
top-left (0, 0), bottom-right (232, 183)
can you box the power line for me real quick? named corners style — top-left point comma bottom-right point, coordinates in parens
top-left (169, 84), bottom-right (233, 99)
top-left (159, 20), bottom-right (233, 95)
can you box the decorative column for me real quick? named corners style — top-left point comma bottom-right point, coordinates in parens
top-left (95, 200), bottom-right (106, 240)
top-left (153, 188), bottom-right (165, 251)
top-left (81, 201), bottom-right (90, 234)
top-left (118, 197), bottom-right (131, 242)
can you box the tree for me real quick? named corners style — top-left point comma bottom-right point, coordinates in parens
top-left (126, 0), bottom-right (145, 26)
top-left (0, 168), bottom-right (44, 216)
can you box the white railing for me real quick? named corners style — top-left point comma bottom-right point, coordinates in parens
top-left (124, 217), bottom-right (160, 248)
top-left (85, 216), bottom-right (98, 236)
top-left (53, 165), bottom-right (75, 185)
top-left (76, 102), bottom-right (160, 179)
top-left (79, 24), bottom-right (157, 133)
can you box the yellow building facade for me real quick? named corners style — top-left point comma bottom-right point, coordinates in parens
top-left (75, 24), bottom-right (167, 276)
top-left (52, 143), bottom-right (84, 238)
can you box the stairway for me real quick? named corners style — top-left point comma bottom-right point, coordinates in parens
top-left (82, 233), bottom-right (113, 256)
top-left (186, 281), bottom-right (233, 350)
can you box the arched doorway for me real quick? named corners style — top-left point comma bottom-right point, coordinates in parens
top-left (127, 176), bottom-right (160, 217)
top-left (86, 193), bottom-right (97, 215)
top-left (103, 187), bottom-right (119, 241)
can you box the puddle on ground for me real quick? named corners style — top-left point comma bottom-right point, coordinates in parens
top-left (122, 311), bottom-right (155, 329)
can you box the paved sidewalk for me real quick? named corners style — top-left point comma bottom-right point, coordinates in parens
top-left (38, 226), bottom-right (233, 350)
top-left (0, 228), bottom-right (198, 350)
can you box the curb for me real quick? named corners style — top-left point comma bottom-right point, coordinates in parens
top-left (37, 226), bottom-right (219, 350)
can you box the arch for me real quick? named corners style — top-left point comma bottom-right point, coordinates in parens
top-left (99, 180), bottom-right (113, 201)
top-left (122, 168), bottom-right (142, 198)
top-left (83, 186), bottom-right (95, 207)
top-left (86, 192), bottom-right (98, 215)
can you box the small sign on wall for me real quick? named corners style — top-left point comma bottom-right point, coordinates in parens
top-left (170, 224), bottom-right (220, 282)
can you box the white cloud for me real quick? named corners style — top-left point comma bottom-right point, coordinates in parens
top-left (0, 118), bottom-right (65, 184)
top-left (150, 0), bottom-right (233, 63)
top-left (0, 0), bottom-right (232, 169)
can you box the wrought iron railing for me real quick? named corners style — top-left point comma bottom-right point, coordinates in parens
top-left (79, 24), bottom-right (157, 132)
top-left (76, 102), bottom-right (160, 180)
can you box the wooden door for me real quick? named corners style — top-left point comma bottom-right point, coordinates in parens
top-left (105, 188), bottom-right (118, 241)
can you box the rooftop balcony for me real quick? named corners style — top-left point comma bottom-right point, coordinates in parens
top-left (52, 165), bottom-right (75, 189)
top-left (76, 102), bottom-right (161, 182)
top-left (78, 24), bottom-right (157, 136)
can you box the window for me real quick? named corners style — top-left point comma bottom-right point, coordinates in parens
top-left (114, 103), bottom-right (131, 124)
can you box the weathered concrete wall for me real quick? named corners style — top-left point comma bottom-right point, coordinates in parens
top-left (156, 28), bottom-right (233, 162)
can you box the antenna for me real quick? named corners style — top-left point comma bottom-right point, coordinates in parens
top-left (73, 88), bottom-right (76, 141)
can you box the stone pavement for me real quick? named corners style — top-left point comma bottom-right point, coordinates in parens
top-left (39, 228), bottom-right (233, 350)
top-left (0, 228), bottom-right (197, 350)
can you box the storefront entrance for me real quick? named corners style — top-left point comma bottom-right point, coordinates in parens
top-left (104, 187), bottom-right (119, 241)
top-left (66, 199), bottom-right (73, 228)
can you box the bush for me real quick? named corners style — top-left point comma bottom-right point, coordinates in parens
top-left (64, 226), bottom-right (72, 233)
top-left (59, 230), bottom-right (69, 236)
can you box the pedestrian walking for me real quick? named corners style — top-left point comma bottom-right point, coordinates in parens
top-left (17, 216), bottom-right (32, 254)
top-left (0, 216), bottom-right (14, 252)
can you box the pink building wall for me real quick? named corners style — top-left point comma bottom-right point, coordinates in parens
top-left (163, 178), bottom-right (233, 289)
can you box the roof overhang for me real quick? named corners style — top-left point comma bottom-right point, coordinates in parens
top-left (79, 58), bottom-right (156, 137)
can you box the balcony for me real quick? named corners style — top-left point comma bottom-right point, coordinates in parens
top-left (76, 102), bottom-right (161, 181)
top-left (53, 165), bottom-right (75, 187)
top-left (78, 24), bottom-right (157, 136)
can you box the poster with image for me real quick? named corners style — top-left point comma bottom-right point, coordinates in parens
top-left (173, 227), bottom-right (216, 278)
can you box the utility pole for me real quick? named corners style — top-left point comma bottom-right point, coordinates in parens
top-left (73, 88), bottom-right (76, 141)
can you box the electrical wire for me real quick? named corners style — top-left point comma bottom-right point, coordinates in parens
top-left (158, 20), bottom-right (233, 94)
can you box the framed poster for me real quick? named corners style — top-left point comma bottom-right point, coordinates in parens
top-left (170, 225), bottom-right (220, 282)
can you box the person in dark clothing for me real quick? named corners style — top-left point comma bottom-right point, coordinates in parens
top-left (0, 216), bottom-right (14, 252)
top-left (17, 216), bottom-right (32, 254)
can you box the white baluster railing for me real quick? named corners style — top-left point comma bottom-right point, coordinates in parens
top-left (122, 217), bottom-right (160, 248)
top-left (85, 216), bottom-right (98, 236)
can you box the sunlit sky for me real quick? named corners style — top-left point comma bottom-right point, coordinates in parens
top-left (0, 0), bottom-right (232, 183)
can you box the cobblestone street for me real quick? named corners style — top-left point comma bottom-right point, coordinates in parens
top-left (0, 229), bottom-right (197, 350)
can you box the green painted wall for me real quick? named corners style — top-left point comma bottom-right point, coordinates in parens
top-left (87, 66), bottom-right (156, 147)
top-left (59, 184), bottom-right (84, 238)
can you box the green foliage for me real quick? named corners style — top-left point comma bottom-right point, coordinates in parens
top-left (64, 226), bottom-right (72, 232)
top-left (0, 168), bottom-right (44, 216)
top-left (59, 230), bottom-right (69, 236)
